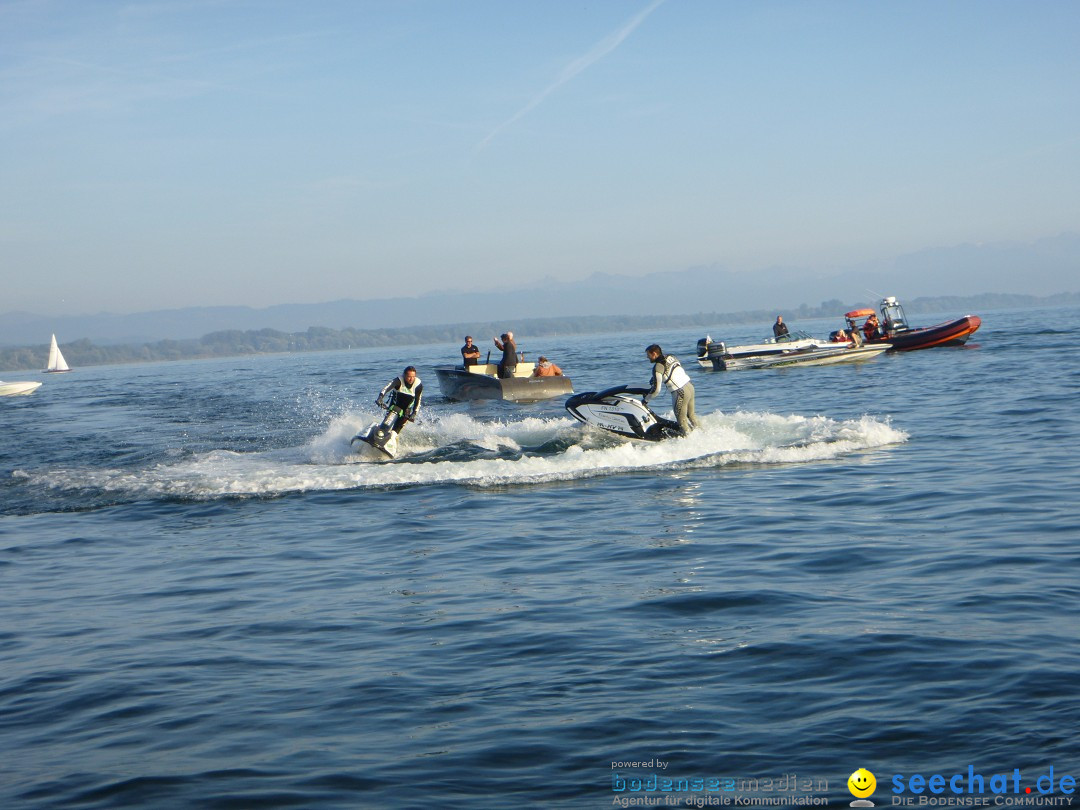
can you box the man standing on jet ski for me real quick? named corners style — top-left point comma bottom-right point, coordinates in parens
top-left (376, 366), bottom-right (423, 434)
top-left (643, 344), bottom-right (700, 436)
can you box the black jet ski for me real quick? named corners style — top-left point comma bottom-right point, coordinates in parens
top-left (350, 405), bottom-right (407, 459)
top-left (564, 386), bottom-right (683, 441)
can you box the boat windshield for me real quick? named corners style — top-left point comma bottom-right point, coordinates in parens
top-left (881, 301), bottom-right (908, 331)
top-left (772, 330), bottom-right (815, 343)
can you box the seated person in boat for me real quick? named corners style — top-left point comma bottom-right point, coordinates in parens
top-left (845, 318), bottom-right (864, 346)
top-left (376, 366), bottom-right (423, 434)
top-left (773, 316), bottom-right (789, 338)
top-left (829, 329), bottom-right (848, 343)
top-left (532, 356), bottom-right (563, 377)
top-left (863, 314), bottom-right (883, 341)
top-left (493, 332), bottom-right (517, 379)
top-left (460, 335), bottom-right (480, 367)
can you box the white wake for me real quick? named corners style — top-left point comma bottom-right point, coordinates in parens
top-left (21, 408), bottom-right (907, 499)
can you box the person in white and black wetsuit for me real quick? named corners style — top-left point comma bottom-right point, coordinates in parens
top-left (643, 344), bottom-right (700, 437)
top-left (376, 366), bottom-right (423, 434)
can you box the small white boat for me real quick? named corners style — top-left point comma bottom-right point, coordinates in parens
top-left (716, 342), bottom-right (891, 371)
top-left (0, 380), bottom-right (43, 397)
top-left (697, 331), bottom-right (824, 369)
top-left (43, 334), bottom-right (72, 373)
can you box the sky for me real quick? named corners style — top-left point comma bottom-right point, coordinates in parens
top-left (2, 0), bottom-right (1079, 317)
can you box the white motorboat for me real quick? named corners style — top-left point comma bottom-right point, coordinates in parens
top-left (43, 334), bottom-right (72, 373)
top-left (0, 380), bottom-right (43, 397)
top-left (696, 330), bottom-right (825, 369)
top-left (715, 342), bottom-right (890, 371)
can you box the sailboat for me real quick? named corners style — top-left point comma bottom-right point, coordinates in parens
top-left (43, 334), bottom-right (72, 373)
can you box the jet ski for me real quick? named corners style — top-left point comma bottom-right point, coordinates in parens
top-left (350, 404), bottom-right (408, 459)
top-left (564, 386), bottom-right (683, 441)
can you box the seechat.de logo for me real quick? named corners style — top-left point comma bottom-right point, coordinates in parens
top-left (848, 768), bottom-right (877, 807)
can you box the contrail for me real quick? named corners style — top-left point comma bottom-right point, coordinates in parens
top-left (474, 0), bottom-right (666, 154)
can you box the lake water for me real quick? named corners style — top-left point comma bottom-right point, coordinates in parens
top-left (2, 306), bottom-right (1078, 809)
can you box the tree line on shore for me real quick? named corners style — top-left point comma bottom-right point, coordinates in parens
top-left (1, 292), bottom-right (1073, 371)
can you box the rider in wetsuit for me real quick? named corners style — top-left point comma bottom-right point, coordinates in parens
top-left (643, 344), bottom-right (700, 437)
top-left (376, 366), bottom-right (423, 434)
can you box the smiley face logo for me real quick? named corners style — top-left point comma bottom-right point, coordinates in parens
top-left (848, 768), bottom-right (876, 798)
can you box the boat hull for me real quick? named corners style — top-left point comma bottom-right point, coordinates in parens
top-left (718, 343), bottom-right (890, 371)
top-left (870, 315), bottom-right (981, 351)
top-left (435, 365), bottom-right (573, 402)
top-left (0, 381), bottom-right (42, 397)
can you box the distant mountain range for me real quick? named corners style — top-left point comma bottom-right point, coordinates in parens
top-left (2, 233), bottom-right (1078, 346)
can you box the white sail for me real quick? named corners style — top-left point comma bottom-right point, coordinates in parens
top-left (44, 334), bottom-right (71, 372)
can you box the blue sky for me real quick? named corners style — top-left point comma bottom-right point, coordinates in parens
top-left (2, 0), bottom-right (1078, 316)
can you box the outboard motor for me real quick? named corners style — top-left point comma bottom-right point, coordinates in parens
top-left (696, 336), bottom-right (726, 368)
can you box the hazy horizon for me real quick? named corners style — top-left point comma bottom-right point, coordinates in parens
top-left (3, 1), bottom-right (1079, 318)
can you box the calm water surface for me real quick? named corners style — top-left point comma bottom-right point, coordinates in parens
top-left (2, 307), bottom-right (1078, 809)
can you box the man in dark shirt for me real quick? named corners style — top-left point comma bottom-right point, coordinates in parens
top-left (773, 316), bottom-right (789, 339)
top-left (493, 331), bottom-right (517, 379)
top-left (460, 335), bottom-right (480, 367)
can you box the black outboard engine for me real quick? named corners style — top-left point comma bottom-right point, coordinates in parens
top-left (697, 336), bottom-right (726, 370)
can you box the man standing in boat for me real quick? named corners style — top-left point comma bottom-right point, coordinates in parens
top-left (460, 335), bottom-right (480, 367)
top-left (376, 366), bottom-right (423, 435)
top-left (773, 316), bottom-right (789, 339)
top-left (643, 344), bottom-right (699, 437)
top-left (493, 332), bottom-right (517, 379)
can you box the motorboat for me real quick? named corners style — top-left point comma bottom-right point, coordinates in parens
top-left (43, 334), bottom-right (72, 373)
top-left (0, 380), bottom-right (43, 397)
top-left (434, 356), bottom-right (573, 402)
top-left (696, 330), bottom-right (824, 370)
top-left (846, 297), bottom-right (982, 351)
top-left (697, 328), bottom-right (889, 371)
top-left (565, 386), bottom-right (682, 441)
top-left (716, 342), bottom-right (890, 371)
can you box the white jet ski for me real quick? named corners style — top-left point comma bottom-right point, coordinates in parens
top-left (565, 386), bottom-right (683, 441)
top-left (350, 404), bottom-right (408, 459)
